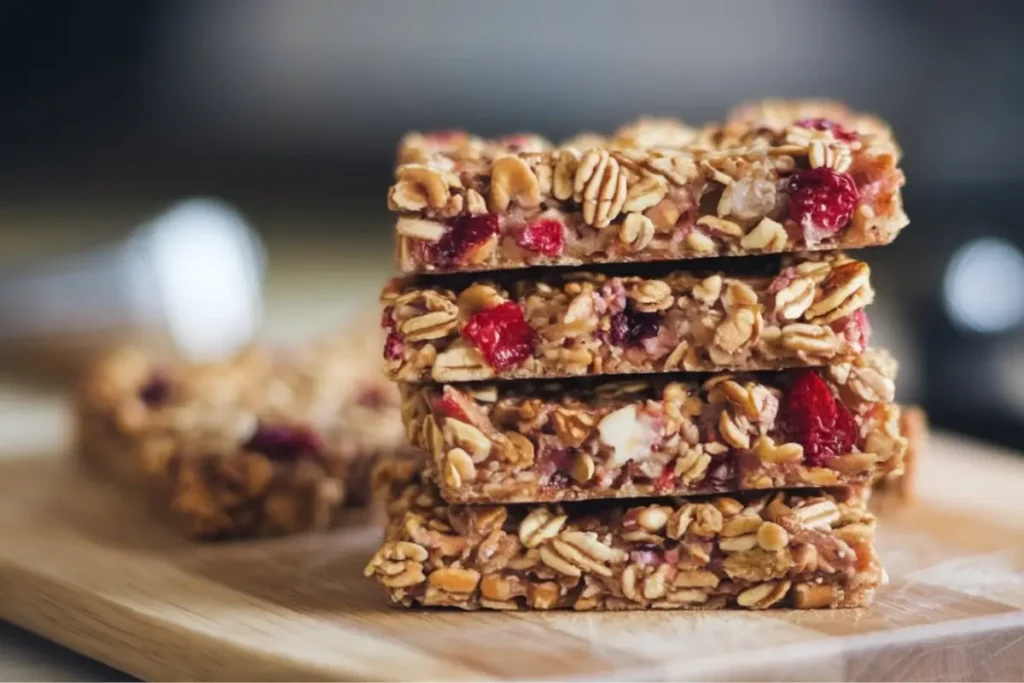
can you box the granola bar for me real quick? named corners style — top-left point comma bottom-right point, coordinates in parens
top-left (382, 253), bottom-right (873, 383)
top-left (389, 112), bottom-right (905, 274)
top-left (402, 349), bottom-right (906, 504)
top-left (365, 462), bottom-right (882, 610)
top-left (76, 331), bottom-right (406, 539)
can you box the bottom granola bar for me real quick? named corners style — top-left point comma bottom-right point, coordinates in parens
top-left (366, 462), bottom-right (883, 611)
top-left (77, 330), bottom-right (406, 539)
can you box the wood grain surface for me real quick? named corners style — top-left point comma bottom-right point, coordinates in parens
top-left (1, 413), bottom-right (1023, 681)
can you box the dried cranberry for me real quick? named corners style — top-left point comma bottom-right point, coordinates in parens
top-left (430, 214), bottom-right (500, 267)
top-left (245, 424), bottom-right (322, 462)
top-left (795, 117), bottom-right (858, 143)
top-left (780, 370), bottom-right (858, 467)
top-left (608, 305), bottom-right (661, 347)
top-left (380, 306), bottom-right (395, 329)
top-left (654, 466), bottom-right (677, 493)
top-left (516, 218), bottom-right (565, 257)
top-left (139, 375), bottom-right (169, 407)
top-left (461, 301), bottom-right (536, 370)
top-left (383, 331), bottom-right (404, 360)
top-left (499, 134), bottom-right (534, 150)
top-left (787, 168), bottom-right (859, 234)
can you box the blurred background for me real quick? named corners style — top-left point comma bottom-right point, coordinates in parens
top-left (1, 0), bottom-right (1023, 447)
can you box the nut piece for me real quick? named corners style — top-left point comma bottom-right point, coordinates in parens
top-left (619, 213), bottom-right (656, 251)
top-left (443, 419), bottom-right (492, 462)
top-left (740, 217), bottom-right (788, 251)
top-left (737, 580), bottom-right (791, 609)
top-left (692, 275), bottom-right (723, 306)
top-left (427, 567), bottom-right (481, 594)
top-left (794, 500), bottom-right (841, 529)
top-left (597, 405), bottom-right (656, 468)
top-left (636, 506), bottom-right (669, 533)
top-left (393, 164), bottom-right (456, 210)
top-left (774, 277), bottom-right (816, 321)
top-left (432, 344), bottom-right (496, 382)
top-left (490, 156), bottom-right (541, 213)
top-left (552, 149), bottom-right (580, 201)
top-left (570, 453), bottom-right (595, 484)
top-left (757, 522), bottom-right (790, 551)
top-left (395, 217), bottom-right (447, 242)
top-left (574, 149), bottom-right (628, 228)
top-left (442, 447), bottom-right (477, 490)
top-left (518, 507), bottom-right (567, 548)
top-left (623, 173), bottom-right (668, 213)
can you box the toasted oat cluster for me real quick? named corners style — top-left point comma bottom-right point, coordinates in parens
top-left (382, 252), bottom-right (873, 383)
top-left (365, 460), bottom-right (882, 611)
top-left (401, 350), bottom-right (906, 504)
top-left (389, 103), bottom-right (905, 275)
top-left (77, 331), bottom-right (405, 539)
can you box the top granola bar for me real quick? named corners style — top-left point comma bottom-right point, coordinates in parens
top-left (389, 103), bottom-right (906, 275)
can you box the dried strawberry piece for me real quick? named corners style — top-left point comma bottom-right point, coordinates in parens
top-left (516, 218), bottom-right (565, 257)
top-left (383, 331), bottom-right (404, 360)
top-left (795, 117), bottom-right (858, 143)
top-left (139, 374), bottom-right (169, 407)
top-left (461, 301), bottom-right (536, 370)
top-left (380, 306), bottom-right (395, 329)
top-left (787, 167), bottom-right (859, 235)
top-left (608, 305), bottom-right (661, 347)
top-left (780, 370), bottom-right (858, 467)
top-left (245, 423), bottom-right (322, 462)
top-left (430, 214), bottom-right (500, 267)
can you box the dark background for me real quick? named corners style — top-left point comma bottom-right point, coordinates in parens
top-left (1, 0), bottom-right (1023, 447)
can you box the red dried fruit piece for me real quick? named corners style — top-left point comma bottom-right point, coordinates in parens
top-left (461, 301), bottom-right (537, 370)
top-left (609, 305), bottom-right (662, 347)
top-left (787, 167), bottom-right (859, 235)
top-left (516, 218), bottom-right (565, 257)
top-left (430, 214), bottom-right (500, 267)
top-left (780, 370), bottom-right (858, 467)
top-left (437, 387), bottom-right (471, 423)
top-left (831, 310), bottom-right (872, 351)
top-left (245, 423), bottom-right (322, 462)
top-left (383, 331), bottom-right (404, 360)
top-left (380, 306), bottom-right (395, 329)
top-left (795, 117), bottom-right (858, 143)
top-left (139, 375), bottom-right (169, 407)
top-left (654, 466), bottom-right (677, 493)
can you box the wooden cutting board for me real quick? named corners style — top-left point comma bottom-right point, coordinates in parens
top-left (1, 408), bottom-right (1024, 681)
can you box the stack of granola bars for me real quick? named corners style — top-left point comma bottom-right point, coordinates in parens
top-left (368, 99), bottom-right (910, 610)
